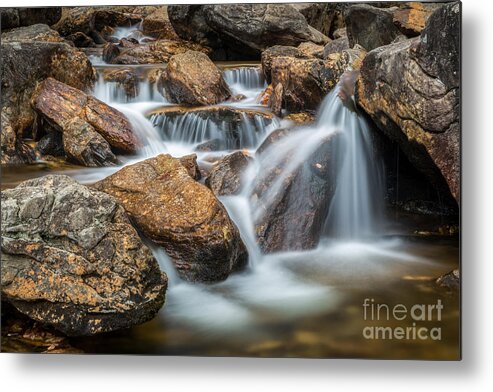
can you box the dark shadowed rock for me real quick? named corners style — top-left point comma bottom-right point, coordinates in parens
top-left (356, 2), bottom-right (460, 202)
top-left (1, 175), bottom-right (167, 336)
top-left (1, 7), bottom-right (62, 29)
top-left (63, 117), bottom-right (117, 167)
top-left (94, 154), bottom-right (248, 283)
top-left (32, 78), bottom-right (141, 155)
top-left (436, 269), bottom-right (459, 292)
top-left (206, 151), bottom-right (252, 196)
top-left (253, 130), bottom-right (342, 252)
top-left (169, 4), bottom-right (329, 59)
top-left (65, 31), bottom-right (96, 47)
top-left (159, 51), bottom-right (231, 105)
top-left (345, 4), bottom-right (404, 51)
top-left (1, 31), bottom-right (95, 164)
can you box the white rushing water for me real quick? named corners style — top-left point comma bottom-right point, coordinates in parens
top-left (69, 55), bottom-right (428, 337)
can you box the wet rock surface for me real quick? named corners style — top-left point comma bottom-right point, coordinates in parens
top-left (356, 2), bottom-right (460, 202)
top-left (253, 131), bottom-right (343, 252)
top-left (94, 154), bottom-right (248, 283)
top-left (159, 51), bottom-right (231, 105)
top-left (1, 175), bottom-right (167, 336)
top-left (206, 151), bottom-right (252, 196)
top-left (32, 77), bottom-right (141, 156)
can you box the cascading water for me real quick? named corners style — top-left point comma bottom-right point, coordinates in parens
top-left (69, 54), bottom-right (428, 340)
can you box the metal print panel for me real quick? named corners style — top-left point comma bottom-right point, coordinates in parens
top-left (0, 2), bottom-right (461, 359)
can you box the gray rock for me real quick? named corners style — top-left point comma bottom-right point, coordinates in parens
top-left (1, 175), bottom-right (167, 336)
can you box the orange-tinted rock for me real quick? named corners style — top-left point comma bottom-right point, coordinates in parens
top-left (393, 2), bottom-right (441, 37)
top-left (32, 77), bottom-right (141, 154)
top-left (160, 51), bottom-right (231, 105)
top-left (94, 154), bottom-right (248, 282)
top-left (142, 6), bottom-right (179, 40)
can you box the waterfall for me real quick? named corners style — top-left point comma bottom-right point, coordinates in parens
top-left (223, 67), bottom-right (266, 90)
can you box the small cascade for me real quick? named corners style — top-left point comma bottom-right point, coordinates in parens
top-left (223, 67), bottom-right (267, 106)
top-left (223, 67), bottom-right (266, 90)
top-left (110, 21), bottom-right (153, 43)
top-left (93, 70), bottom-right (167, 105)
top-left (150, 110), bottom-right (280, 150)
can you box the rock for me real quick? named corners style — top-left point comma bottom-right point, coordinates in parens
top-left (179, 154), bottom-right (202, 180)
top-left (1, 175), bottom-right (167, 336)
top-left (107, 39), bottom-right (210, 65)
top-left (356, 2), bottom-right (460, 202)
top-left (206, 151), bottom-right (252, 196)
top-left (195, 139), bottom-right (223, 152)
top-left (169, 4), bottom-right (329, 59)
top-left (53, 7), bottom-right (141, 37)
top-left (35, 131), bottom-right (65, 158)
top-left (1, 7), bottom-right (62, 29)
top-left (333, 27), bottom-right (347, 39)
top-left (65, 31), bottom-right (96, 47)
top-left (32, 78), bottom-right (141, 155)
top-left (345, 4), bottom-right (404, 51)
top-left (1, 111), bottom-right (35, 165)
top-left (269, 46), bottom-right (366, 112)
top-left (253, 130), bottom-right (342, 252)
top-left (323, 37), bottom-right (350, 58)
top-left (1, 24), bottom-right (64, 43)
top-left (160, 51), bottom-right (231, 105)
top-left (393, 2), bottom-right (441, 37)
top-left (63, 117), bottom-right (118, 167)
top-left (142, 6), bottom-right (178, 40)
top-left (284, 112), bottom-right (317, 126)
top-left (436, 269), bottom-right (459, 291)
top-left (103, 68), bottom-right (139, 99)
top-left (257, 84), bottom-right (273, 106)
top-left (1, 35), bottom-right (95, 164)
top-left (261, 45), bottom-right (306, 83)
top-left (94, 154), bottom-right (248, 283)
top-left (297, 42), bottom-right (325, 58)
top-left (292, 3), bottom-right (340, 37)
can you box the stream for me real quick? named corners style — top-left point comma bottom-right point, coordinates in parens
top-left (1, 51), bottom-right (459, 359)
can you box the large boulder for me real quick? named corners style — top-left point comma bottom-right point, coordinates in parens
top-left (345, 4), bottom-right (405, 51)
top-left (169, 4), bottom-right (329, 59)
top-left (1, 7), bottom-right (62, 29)
top-left (32, 77), bottom-right (141, 157)
top-left (1, 175), bottom-right (167, 336)
top-left (356, 2), bottom-right (460, 202)
top-left (159, 51), bottom-right (231, 105)
top-left (269, 46), bottom-right (366, 113)
top-left (94, 154), bottom-right (248, 283)
top-left (1, 28), bottom-right (95, 164)
top-left (252, 130), bottom-right (342, 252)
top-left (261, 45), bottom-right (307, 83)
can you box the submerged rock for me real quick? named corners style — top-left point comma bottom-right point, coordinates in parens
top-left (32, 77), bottom-right (141, 158)
top-left (356, 2), bottom-right (460, 202)
top-left (159, 50), bottom-right (231, 105)
top-left (206, 151), bottom-right (252, 196)
top-left (1, 175), bottom-right (167, 336)
top-left (94, 154), bottom-right (248, 283)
